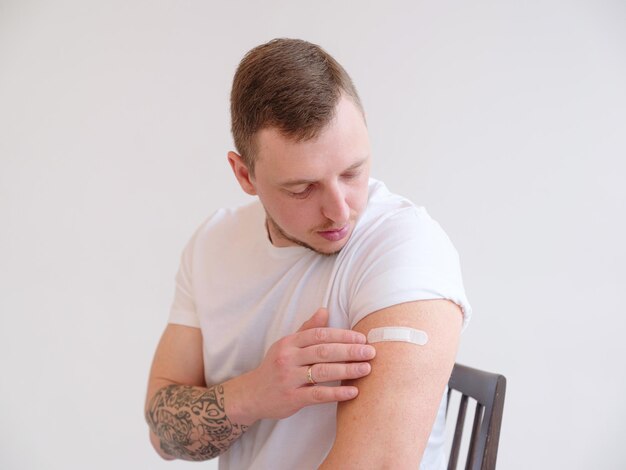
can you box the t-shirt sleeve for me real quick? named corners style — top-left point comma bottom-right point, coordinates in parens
top-left (347, 207), bottom-right (472, 330)
top-left (168, 234), bottom-right (201, 328)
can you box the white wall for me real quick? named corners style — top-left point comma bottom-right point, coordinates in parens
top-left (1, 1), bottom-right (625, 469)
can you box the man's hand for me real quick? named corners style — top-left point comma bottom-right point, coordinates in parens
top-left (224, 308), bottom-right (375, 425)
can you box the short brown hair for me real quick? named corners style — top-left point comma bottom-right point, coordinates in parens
top-left (230, 38), bottom-right (364, 174)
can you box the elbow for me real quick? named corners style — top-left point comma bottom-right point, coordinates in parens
top-left (145, 402), bottom-right (176, 461)
top-left (148, 429), bottom-right (222, 462)
top-left (149, 431), bottom-right (176, 461)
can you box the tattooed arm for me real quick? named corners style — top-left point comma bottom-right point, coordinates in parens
top-left (145, 310), bottom-right (373, 461)
top-left (145, 384), bottom-right (248, 461)
top-left (145, 324), bottom-right (249, 461)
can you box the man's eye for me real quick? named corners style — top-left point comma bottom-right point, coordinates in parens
top-left (342, 169), bottom-right (362, 180)
top-left (288, 186), bottom-right (313, 198)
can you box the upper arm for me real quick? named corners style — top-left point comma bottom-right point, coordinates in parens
top-left (145, 324), bottom-right (205, 410)
top-left (321, 299), bottom-right (462, 469)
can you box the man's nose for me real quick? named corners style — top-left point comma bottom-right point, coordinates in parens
top-left (321, 183), bottom-right (350, 223)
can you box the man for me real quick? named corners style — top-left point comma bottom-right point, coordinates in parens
top-left (145, 38), bottom-right (471, 469)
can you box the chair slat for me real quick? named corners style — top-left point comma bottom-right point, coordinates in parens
top-left (447, 394), bottom-right (468, 470)
top-left (465, 403), bottom-right (484, 470)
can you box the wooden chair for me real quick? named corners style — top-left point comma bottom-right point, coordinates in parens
top-left (446, 363), bottom-right (507, 470)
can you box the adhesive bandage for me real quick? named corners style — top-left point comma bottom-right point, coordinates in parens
top-left (367, 327), bottom-right (429, 345)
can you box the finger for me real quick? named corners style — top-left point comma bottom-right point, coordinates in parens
top-left (300, 342), bottom-right (376, 365)
top-left (296, 307), bottom-right (329, 333)
top-left (304, 362), bottom-right (371, 385)
top-left (293, 327), bottom-right (367, 348)
top-left (295, 384), bottom-right (359, 406)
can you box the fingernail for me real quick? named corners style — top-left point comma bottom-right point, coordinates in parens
top-left (354, 333), bottom-right (366, 344)
top-left (358, 363), bottom-right (370, 374)
top-left (361, 346), bottom-right (375, 359)
top-left (347, 388), bottom-right (358, 398)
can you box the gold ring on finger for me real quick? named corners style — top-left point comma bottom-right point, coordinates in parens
top-left (306, 365), bottom-right (317, 385)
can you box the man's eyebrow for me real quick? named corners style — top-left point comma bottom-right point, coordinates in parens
top-left (343, 157), bottom-right (369, 173)
top-left (280, 157), bottom-right (369, 188)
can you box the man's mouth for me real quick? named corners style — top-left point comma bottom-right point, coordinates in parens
top-left (317, 225), bottom-right (350, 241)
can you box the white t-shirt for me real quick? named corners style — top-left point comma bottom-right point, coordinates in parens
top-left (169, 179), bottom-right (472, 469)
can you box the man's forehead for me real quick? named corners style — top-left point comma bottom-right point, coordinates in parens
top-left (254, 139), bottom-right (370, 180)
top-left (251, 95), bottom-right (370, 180)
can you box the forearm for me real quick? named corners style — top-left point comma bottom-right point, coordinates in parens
top-left (144, 311), bottom-right (373, 461)
top-left (145, 383), bottom-right (249, 461)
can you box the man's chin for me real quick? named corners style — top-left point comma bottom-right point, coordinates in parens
top-left (311, 244), bottom-right (345, 256)
top-left (276, 230), bottom-right (350, 256)
top-left (288, 236), bottom-right (347, 256)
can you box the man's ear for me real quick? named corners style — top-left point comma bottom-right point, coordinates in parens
top-left (227, 151), bottom-right (257, 196)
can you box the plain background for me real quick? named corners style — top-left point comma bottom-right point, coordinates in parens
top-left (1, 1), bottom-right (625, 469)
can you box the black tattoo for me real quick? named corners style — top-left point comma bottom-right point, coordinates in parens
top-left (145, 384), bottom-right (249, 461)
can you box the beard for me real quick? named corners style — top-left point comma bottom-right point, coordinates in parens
top-left (265, 214), bottom-right (346, 256)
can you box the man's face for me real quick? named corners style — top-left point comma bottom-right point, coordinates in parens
top-left (232, 96), bottom-right (371, 255)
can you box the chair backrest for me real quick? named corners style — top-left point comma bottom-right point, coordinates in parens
top-left (446, 363), bottom-right (507, 470)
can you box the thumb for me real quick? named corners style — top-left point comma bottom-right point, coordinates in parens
top-left (297, 307), bottom-right (329, 332)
